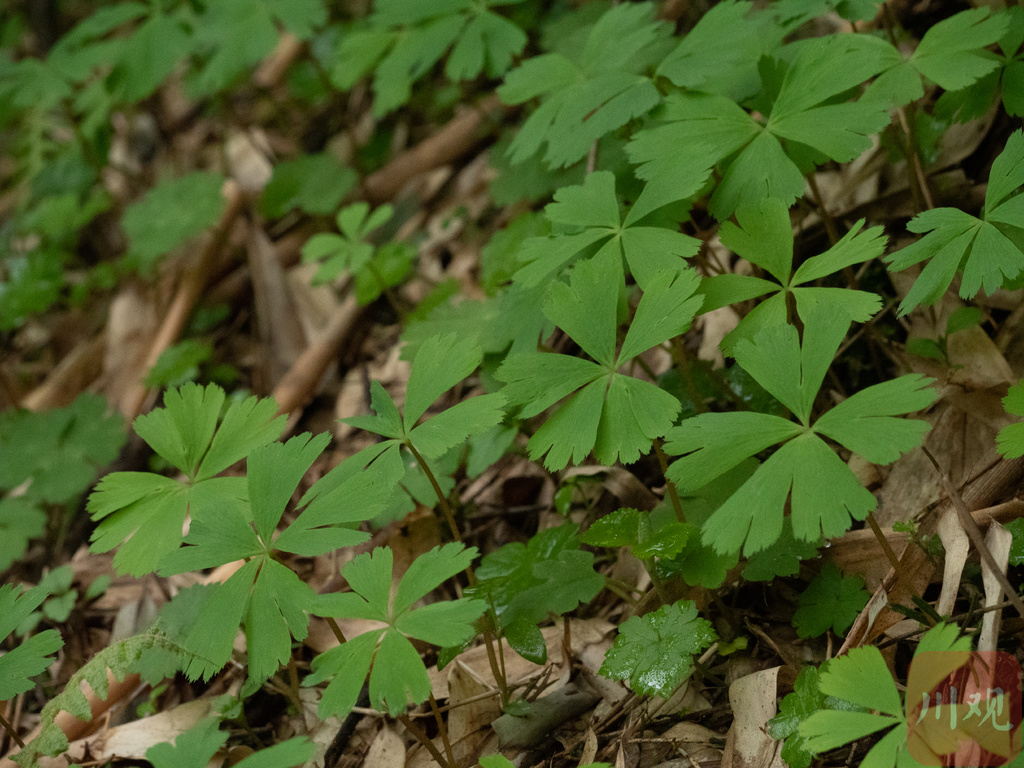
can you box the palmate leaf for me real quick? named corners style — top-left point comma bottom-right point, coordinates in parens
top-left (499, 249), bottom-right (702, 470)
top-left (332, 0), bottom-right (526, 117)
top-left (342, 333), bottom-right (506, 477)
top-left (656, 1), bottom-right (776, 101)
top-left (701, 197), bottom-right (885, 354)
top-left (189, 0), bottom-right (326, 96)
top-left (88, 383), bottom-right (285, 576)
top-left (665, 307), bottom-right (935, 556)
top-left (156, 433), bottom-right (391, 689)
top-left (301, 202), bottom-right (393, 284)
top-left (887, 130), bottom-right (1024, 315)
top-left (865, 7), bottom-right (1007, 108)
top-left (514, 171), bottom-right (702, 289)
top-left (628, 34), bottom-right (889, 220)
top-left (0, 584), bottom-right (64, 700)
top-left (599, 600), bottom-right (716, 698)
top-left (469, 524), bottom-right (580, 621)
top-left (499, 2), bottom-right (672, 168)
top-left (800, 625), bottom-right (974, 768)
top-left (793, 562), bottom-right (868, 637)
top-left (308, 544), bottom-right (485, 719)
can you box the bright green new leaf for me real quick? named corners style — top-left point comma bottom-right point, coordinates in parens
top-left (583, 507), bottom-right (689, 560)
top-left (514, 171), bottom-right (702, 289)
top-left (0, 584), bottom-right (64, 700)
top-left (629, 34), bottom-right (889, 220)
top-left (0, 392), bottom-right (125, 504)
top-left (793, 562), bottom-right (868, 637)
top-left (308, 544), bottom-right (485, 719)
top-left (499, 2), bottom-right (672, 168)
top-left (155, 432), bottom-right (392, 688)
top-left (887, 129), bottom-right (1024, 315)
top-left (599, 600), bottom-right (716, 698)
top-left (499, 249), bottom-right (702, 469)
top-left (88, 384), bottom-right (285, 576)
top-left (331, 0), bottom-right (526, 117)
top-left (120, 172), bottom-right (226, 272)
top-left (665, 307), bottom-right (935, 555)
top-left (701, 197), bottom-right (885, 354)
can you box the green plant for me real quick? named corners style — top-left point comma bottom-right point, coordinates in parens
top-left (8, 0), bottom-right (1024, 765)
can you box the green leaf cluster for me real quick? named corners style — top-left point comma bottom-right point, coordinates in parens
top-left (469, 524), bottom-right (604, 663)
top-left (0, 584), bottom-right (63, 701)
top-left (331, 0), bottom-right (527, 117)
top-left (499, 2), bottom-right (672, 168)
top-left (156, 432), bottom-right (393, 690)
top-left (88, 383), bottom-right (285, 576)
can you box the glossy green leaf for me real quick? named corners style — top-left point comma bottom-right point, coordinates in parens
top-left (600, 600), bottom-right (716, 697)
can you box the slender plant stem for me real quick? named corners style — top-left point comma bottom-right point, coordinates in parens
top-left (666, 336), bottom-right (706, 414)
top-left (806, 173), bottom-right (839, 246)
top-left (0, 710), bottom-right (25, 750)
top-left (865, 512), bottom-right (914, 589)
top-left (428, 693), bottom-right (456, 768)
top-left (653, 439), bottom-right (686, 524)
top-left (325, 616), bottom-right (347, 645)
top-left (405, 442), bottom-right (462, 542)
top-left (922, 447), bottom-right (1024, 618)
top-left (404, 442), bottom-right (512, 705)
top-left (399, 713), bottom-right (453, 768)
